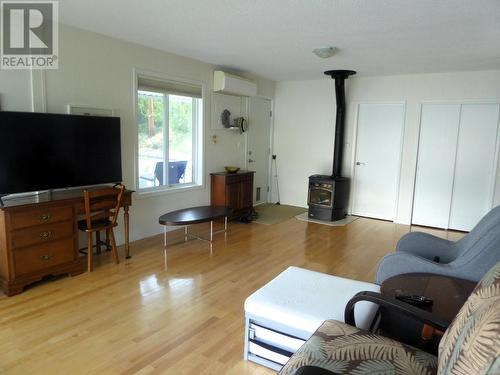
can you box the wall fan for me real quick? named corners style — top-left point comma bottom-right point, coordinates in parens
top-left (234, 117), bottom-right (248, 133)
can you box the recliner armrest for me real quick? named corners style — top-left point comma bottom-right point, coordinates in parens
top-left (396, 232), bottom-right (456, 263)
top-left (344, 291), bottom-right (450, 332)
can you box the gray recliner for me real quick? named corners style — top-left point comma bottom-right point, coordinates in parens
top-left (376, 205), bottom-right (500, 284)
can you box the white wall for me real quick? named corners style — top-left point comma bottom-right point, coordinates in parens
top-left (273, 70), bottom-right (500, 224)
top-left (0, 24), bottom-right (274, 243)
top-left (0, 70), bottom-right (31, 111)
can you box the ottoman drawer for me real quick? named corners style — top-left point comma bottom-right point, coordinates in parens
top-left (249, 322), bottom-right (305, 353)
top-left (248, 340), bottom-right (291, 367)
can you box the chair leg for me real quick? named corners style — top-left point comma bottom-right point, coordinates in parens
top-left (96, 231), bottom-right (101, 254)
top-left (87, 232), bottom-right (93, 272)
top-left (109, 229), bottom-right (119, 265)
top-left (106, 229), bottom-right (111, 251)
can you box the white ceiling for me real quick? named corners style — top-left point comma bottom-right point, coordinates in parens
top-left (58, 0), bottom-right (500, 81)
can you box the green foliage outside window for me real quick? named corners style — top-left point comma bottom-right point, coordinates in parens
top-left (137, 92), bottom-right (193, 155)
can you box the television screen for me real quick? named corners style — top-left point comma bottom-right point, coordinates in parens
top-left (0, 111), bottom-right (122, 195)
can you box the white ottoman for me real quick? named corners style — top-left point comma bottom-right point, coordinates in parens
top-left (244, 266), bottom-right (380, 370)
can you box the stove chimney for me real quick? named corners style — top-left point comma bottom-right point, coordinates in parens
top-left (324, 70), bottom-right (356, 177)
top-left (306, 70), bottom-right (356, 222)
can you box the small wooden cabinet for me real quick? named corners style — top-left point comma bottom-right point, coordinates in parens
top-left (210, 171), bottom-right (254, 221)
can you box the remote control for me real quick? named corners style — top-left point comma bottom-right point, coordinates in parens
top-left (396, 294), bottom-right (434, 306)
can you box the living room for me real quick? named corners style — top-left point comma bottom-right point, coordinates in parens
top-left (0, 1), bottom-right (499, 374)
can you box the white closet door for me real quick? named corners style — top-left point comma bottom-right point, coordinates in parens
top-left (449, 104), bottom-right (500, 231)
top-left (412, 104), bottom-right (461, 228)
top-left (351, 103), bottom-right (405, 221)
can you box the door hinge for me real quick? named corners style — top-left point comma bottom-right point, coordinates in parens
top-left (267, 186), bottom-right (270, 192)
top-left (270, 110), bottom-right (272, 117)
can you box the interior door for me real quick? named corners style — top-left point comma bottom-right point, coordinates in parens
top-left (448, 104), bottom-right (500, 231)
top-left (412, 104), bottom-right (461, 228)
top-left (351, 103), bottom-right (405, 220)
top-left (247, 97), bottom-right (272, 205)
top-left (412, 103), bottom-right (500, 231)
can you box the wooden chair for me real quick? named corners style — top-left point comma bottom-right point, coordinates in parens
top-left (78, 185), bottom-right (125, 272)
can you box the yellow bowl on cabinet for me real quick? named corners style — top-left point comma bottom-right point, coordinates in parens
top-left (224, 166), bottom-right (240, 173)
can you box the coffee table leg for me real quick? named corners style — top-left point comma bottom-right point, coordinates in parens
top-left (164, 226), bottom-right (167, 249)
top-left (210, 220), bottom-right (213, 242)
top-left (185, 226), bottom-right (188, 242)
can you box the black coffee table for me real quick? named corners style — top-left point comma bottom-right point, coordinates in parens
top-left (158, 206), bottom-right (232, 248)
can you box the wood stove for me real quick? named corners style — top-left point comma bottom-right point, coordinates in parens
top-left (308, 175), bottom-right (350, 221)
top-left (308, 70), bottom-right (356, 221)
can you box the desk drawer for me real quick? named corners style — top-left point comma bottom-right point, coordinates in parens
top-left (74, 197), bottom-right (130, 214)
top-left (11, 221), bottom-right (74, 249)
top-left (10, 206), bottom-right (73, 230)
top-left (14, 238), bottom-right (75, 276)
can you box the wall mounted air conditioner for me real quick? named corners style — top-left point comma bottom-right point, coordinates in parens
top-left (213, 71), bottom-right (257, 97)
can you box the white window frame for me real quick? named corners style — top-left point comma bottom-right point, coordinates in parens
top-left (133, 69), bottom-right (205, 196)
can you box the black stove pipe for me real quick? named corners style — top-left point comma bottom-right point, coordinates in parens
top-left (324, 70), bottom-right (356, 178)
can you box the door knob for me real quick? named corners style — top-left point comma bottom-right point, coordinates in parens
top-left (248, 159), bottom-right (255, 163)
top-left (356, 162), bottom-right (366, 166)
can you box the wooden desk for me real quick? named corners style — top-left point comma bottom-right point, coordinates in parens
top-left (0, 188), bottom-right (133, 296)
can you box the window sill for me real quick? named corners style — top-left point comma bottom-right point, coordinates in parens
top-left (135, 183), bottom-right (205, 200)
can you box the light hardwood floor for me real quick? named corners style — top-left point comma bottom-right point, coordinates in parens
top-left (0, 217), bottom-right (463, 374)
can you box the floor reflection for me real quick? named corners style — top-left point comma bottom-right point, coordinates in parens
top-left (139, 275), bottom-right (163, 297)
top-left (167, 277), bottom-right (194, 289)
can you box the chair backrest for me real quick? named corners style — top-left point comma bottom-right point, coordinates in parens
top-left (83, 185), bottom-right (125, 230)
top-left (455, 205), bottom-right (500, 256)
top-left (154, 161), bottom-right (188, 185)
top-left (438, 261), bottom-right (500, 374)
top-left (168, 160), bottom-right (187, 184)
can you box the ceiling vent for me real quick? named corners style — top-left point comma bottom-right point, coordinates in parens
top-left (213, 71), bottom-right (257, 97)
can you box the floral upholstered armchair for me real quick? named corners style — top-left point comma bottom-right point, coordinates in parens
top-left (278, 262), bottom-right (500, 375)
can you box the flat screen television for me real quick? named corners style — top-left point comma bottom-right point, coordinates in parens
top-left (0, 111), bottom-right (122, 196)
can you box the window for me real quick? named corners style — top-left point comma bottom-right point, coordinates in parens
top-left (136, 75), bottom-right (203, 192)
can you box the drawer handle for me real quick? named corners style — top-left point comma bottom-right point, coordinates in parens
top-left (40, 255), bottom-right (53, 261)
top-left (40, 231), bottom-right (53, 240)
top-left (39, 214), bottom-right (52, 222)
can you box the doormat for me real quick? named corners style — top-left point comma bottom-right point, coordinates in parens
top-left (253, 204), bottom-right (307, 225)
top-left (295, 212), bottom-right (358, 226)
